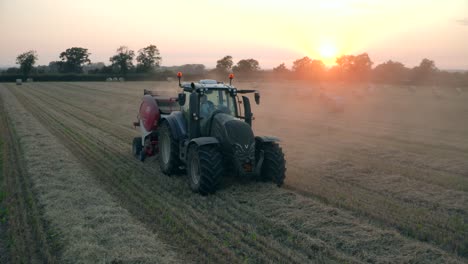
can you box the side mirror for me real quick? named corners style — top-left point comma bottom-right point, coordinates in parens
top-left (178, 93), bottom-right (186, 106)
top-left (254, 92), bottom-right (260, 105)
top-left (242, 96), bottom-right (252, 127)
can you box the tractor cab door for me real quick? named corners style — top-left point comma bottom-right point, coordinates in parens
top-left (178, 89), bottom-right (200, 139)
top-left (180, 91), bottom-right (192, 124)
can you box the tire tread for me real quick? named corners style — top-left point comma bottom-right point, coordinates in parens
top-left (260, 142), bottom-right (286, 186)
top-left (189, 145), bottom-right (224, 195)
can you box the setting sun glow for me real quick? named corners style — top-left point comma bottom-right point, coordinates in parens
top-left (0, 0), bottom-right (466, 69)
top-left (318, 42), bottom-right (338, 65)
top-left (319, 44), bottom-right (337, 58)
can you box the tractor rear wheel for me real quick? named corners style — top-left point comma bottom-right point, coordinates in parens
top-left (258, 142), bottom-right (286, 186)
top-left (132, 137), bottom-right (143, 160)
top-left (187, 145), bottom-right (224, 195)
top-left (158, 122), bottom-right (180, 175)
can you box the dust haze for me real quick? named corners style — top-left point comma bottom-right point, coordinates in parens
top-left (1, 80), bottom-right (467, 262)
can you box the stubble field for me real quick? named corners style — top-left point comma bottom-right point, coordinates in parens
top-left (0, 80), bottom-right (466, 263)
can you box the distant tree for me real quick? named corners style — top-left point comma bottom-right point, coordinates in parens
top-left (273, 63), bottom-right (290, 73)
top-left (59, 47), bottom-right (91, 73)
top-left (48, 61), bottom-right (64, 73)
top-left (176, 64), bottom-right (206, 75)
top-left (215, 55), bottom-right (234, 75)
top-left (292, 57), bottom-right (312, 73)
top-left (35, 65), bottom-right (48, 74)
top-left (232, 59), bottom-right (260, 76)
top-left (292, 56), bottom-right (325, 80)
top-left (373, 60), bottom-right (409, 83)
top-left (136, 44), bottom-right (162, 73)
top-left (436, 70), bottom-right (463, 87)
top-left (336, 53), bottom-right (373, 81)
top-left (83, 62), bottom-right (105, 74)
top-left (16, 50), bottom-right (38, 76)
top-left (418, 58), bottom-right (437, 72)
top-left (110, 46), bottom-right (135, 75)
top-left (273, 62), bottom-right (290, 78)
top-left (99, 65), bottom-right (114, 74)
top-left (327, 65), bottom-right (341, 81)
top-left (356, 53), bottom-right (373, 76)
top-left (411, 58), bottom-right (438, 85)
top-left (5, 67), bottom-right (20, 74)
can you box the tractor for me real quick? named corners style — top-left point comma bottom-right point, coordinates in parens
top-left (132, 73), bottom-right (286, 194)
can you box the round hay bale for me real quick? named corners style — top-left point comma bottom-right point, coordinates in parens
top-left (432, 87), bottom-right (444, 99)
top-left (330, 96), bottom-right (345, 112)
top-left (407, 85), bottom-right (416, 92)
top-left (119, 77), bottom-right (125, 82)
top-left (26, 78), bottom-right (34, 82)
top-left (16, 79), bottom-right (22, 85)
top-left (113, 77), bottom-right (118, 81)
top-left (319, 93), bottom-right (345, 113)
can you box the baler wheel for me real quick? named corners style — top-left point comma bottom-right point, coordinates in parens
top-left (132, 137), bottom-right (143, 160)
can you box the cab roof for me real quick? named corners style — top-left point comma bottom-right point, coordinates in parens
top-left (180, 80), bottom-right (235, 90)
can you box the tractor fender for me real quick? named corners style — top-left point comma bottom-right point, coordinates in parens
top-left (185, 137), bottom-right (219, 154)
top-left (159, 111), bottom-right (187, 140)
top-left (188, 137), bottom-right (219, 148)
top-left (181, 137), bottom-right (219, 163)
top-left (255, 136), bottom-right (280, 143)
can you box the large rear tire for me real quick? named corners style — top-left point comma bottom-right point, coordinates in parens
top-left (258, 142), bottom-right (286, 186)
top-left (158, 122), bottom-right (180, 175)
top-left (187, 145), bottom-right (224, 195)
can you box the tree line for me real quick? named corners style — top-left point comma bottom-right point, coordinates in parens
top-left (3, 47), bottom-right (468, 86)
top-left (8, 45), bottom-right (161, 76)
top-left (214, 54), bottom-right (468, 87)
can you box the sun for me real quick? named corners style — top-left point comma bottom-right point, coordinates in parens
top-left (319, 43), bottom-right (338, 59)
top-left (301, 38), bottom-right (340, 66)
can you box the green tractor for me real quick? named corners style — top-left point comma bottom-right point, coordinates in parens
top-left (133, 73), bottom-right (286, 195)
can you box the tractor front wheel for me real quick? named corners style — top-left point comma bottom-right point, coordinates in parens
top-left (258, 142), bottom-right (286, 186)
top-left (158, 122), bottom-right (180, 175)
top-left (187, 145), bottom-right (224, 195)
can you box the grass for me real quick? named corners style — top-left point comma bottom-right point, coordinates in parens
top-left (0, 90), bottom-right (63, 263)
top-left (0, 138), bottom-right (5, 215)
top-left (0, 131), bottom-right (10, 264)
top-left (0, 85), bottom-right (179, 263)
top-left (2, 81), bottom-right (464, 263)
top-left (0, 81), bottom-right (466, 263)
top-left (255, 82), bottom-right (468, 256)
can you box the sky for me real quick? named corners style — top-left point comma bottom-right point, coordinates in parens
top-left (0, 0), bottom-right (467, 69)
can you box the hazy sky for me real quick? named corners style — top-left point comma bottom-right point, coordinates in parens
top-left (0, 0), bottom-right (467, 69)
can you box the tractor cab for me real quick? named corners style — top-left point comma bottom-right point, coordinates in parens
top-left (176, 73), bottom-right (260, 139)
top-left (179, 82), bottom-right (238, 129)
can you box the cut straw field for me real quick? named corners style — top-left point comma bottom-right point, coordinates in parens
top-left (0, 81), bottom-right (466, 263)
